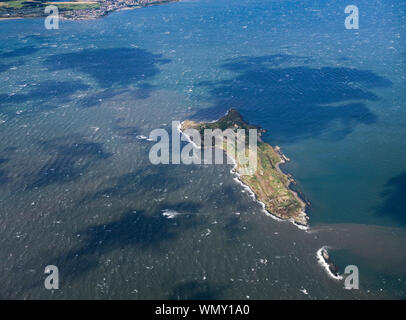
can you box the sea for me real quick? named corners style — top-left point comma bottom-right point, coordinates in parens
top-left (0, 0), bottom-right (405, 299)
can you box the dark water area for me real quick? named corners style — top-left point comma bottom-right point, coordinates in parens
top-left (0, 0), bottom-right (405, 299)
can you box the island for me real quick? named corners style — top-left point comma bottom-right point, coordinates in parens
top-left (180, 109), bottom-right (309, 227)
top-left (0, 0), bottom-right (179, 20)
top-left (317, 247), bottom-right (341, 279)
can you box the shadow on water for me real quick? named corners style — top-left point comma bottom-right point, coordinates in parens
top-left (0, 80), bottom-right (91, 117)
top-left (0, 48), bottom-right (171, 118)
top-left (26, 207), bottom-right (205, 288)
top-left (376, 171), bottom-right (406, 226)
top-left (169, 281), bottom-right (227, 300)
top-left (74, 206), bottom-right (202, 254)
top-left (43, 48), bottom-right (171, 88)
top-left (0, 60), bottom-right (24, 74)
top-left (78, 164), bottom-right (201, 205)
top-left (28, 136), bottom-right (112, 189)
top-left (0, 80), bottom-right (90, 104)
top-left (111, 117), bottom-right (141, 140)
top-left (0, 158), bottom-right (10, 185)
top-left (0, 170), bottom-right (8, 185)
top-left (193, 54), bottom-right (392, 143)
top-left (222, 213), bottom-right (249, 240)
top-left (0, 63), bottom-right (11, 73)
top-left (0, 45), bottom-right (41, 59)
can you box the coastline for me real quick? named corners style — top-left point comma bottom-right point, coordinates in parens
top-left (316, 246), bottom-right (342, 280)
top-left (229, 151), bottom-right (309, 231)
top-left (0, 17), bottom-right (23, 20)
top-left (178, 120), bottom-right (285, 226)
top-left (179, 109), bottom-right (310, 230)
top-left (0, 0), bottom-right (180, 21)
top-left (273, 147), bottom-right (311, 229)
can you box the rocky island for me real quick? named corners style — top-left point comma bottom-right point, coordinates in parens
top-left (317, 247), bottom-right (341, 279)
top-left (0, 0), bottom-right (178, 20)
top-left (181, 109), bottom-right (309, 227)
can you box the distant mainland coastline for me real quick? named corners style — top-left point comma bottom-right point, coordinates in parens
top-left (0, 0), bottom-right (179, 20)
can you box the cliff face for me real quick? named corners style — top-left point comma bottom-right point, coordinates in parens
top-left (181, 109), bottom-right (309, 227)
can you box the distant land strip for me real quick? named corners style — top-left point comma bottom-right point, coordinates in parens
top-left (0, 0), bottom-right (180, 20)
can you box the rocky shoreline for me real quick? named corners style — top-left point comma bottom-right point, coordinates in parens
top-left (317, 247), bottom-right (342, 280)
top-left (180, 109), bottom-right (309, 228)
top-left (273, 145), bottom-right (312, 224)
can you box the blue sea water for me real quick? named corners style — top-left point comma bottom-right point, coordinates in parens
top-left (0, 0), bottom-right (405, 299)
